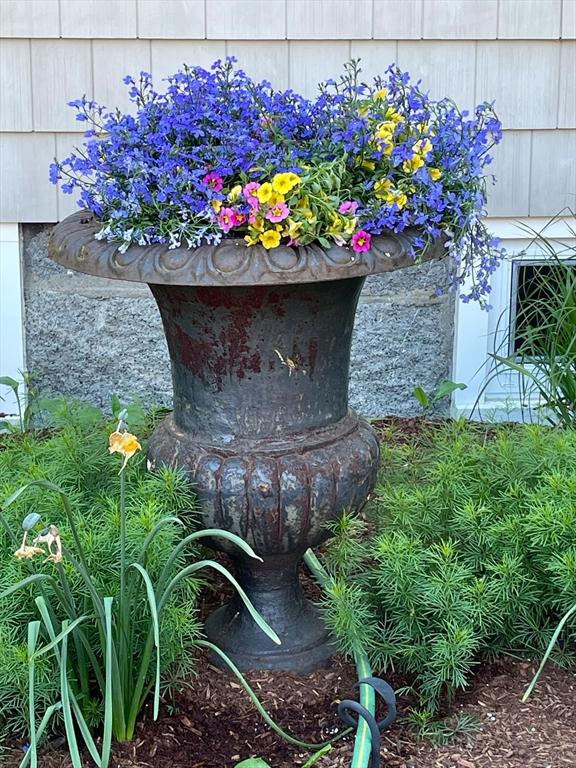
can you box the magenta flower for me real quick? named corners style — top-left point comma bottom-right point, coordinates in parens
top-left (265, 202), bottom-right (290, 223)
top-left (338, 200), bottom-right (359, 215)
top-left (203, 172), bottom-right (224, 192)
top-left (243, 181), bottom-right (260, 207)
top-left (351, 230), bottom-right (371, 253)
top-left (232, 210), bottom-right (246, 227)
top-left (217, 206), bottom-right (236, 232)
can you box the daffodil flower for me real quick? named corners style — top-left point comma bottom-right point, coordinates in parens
top-left (108, 431), bottom-right (142, 472)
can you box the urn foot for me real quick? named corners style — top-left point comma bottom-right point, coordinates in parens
top-left (204, 557), bottom-right (336, 673)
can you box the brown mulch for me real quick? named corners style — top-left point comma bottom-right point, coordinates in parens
top-left (5, 655), bottom-right (576, 768)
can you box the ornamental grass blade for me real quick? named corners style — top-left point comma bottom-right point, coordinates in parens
top-left (130, 564), bottom-right (161, 719)
top-left (26, 621), bottom-right (41, 768)
top-left (137, 516), bottom-right (183, 561)
top-left (185, 529), bottom-right (263, 561)
top-left (3, 479), bottom-right (66, 510)
top-left (522, 602), bottom-right (576, 702)
top-left (161, 561), bottom-right (280, 646)
top-left (60, 625), bottom-right (83, 768)
top-left (0, 574), bottom-right (53, 601)
top-left (32, 615), bottom-right (87, 658)
top-left (19, 703), bottom-right (62, 768)
top-left (101, 597), bottom-right (114, 768)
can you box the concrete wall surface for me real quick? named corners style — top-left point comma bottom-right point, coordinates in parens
top-left (23, 225), bottom-right (454, 417)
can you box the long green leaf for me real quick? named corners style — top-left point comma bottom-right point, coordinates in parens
top-left (522, 602), bottom-right (576, 702)
top-left (27, 621), bottom-right (41, 768)
top-left (3, 479), bottom-right (67, 510)
top-left (0, 573), bottom-right (53, 601)
top-left (159, 560), bottom-right (281, 646)
top-left (60, 624), bottom-right (83, 768)
top-left (34, 597), bottom-right (103, 766)
top-left (101, 597), bottom-right (114, 768)
top-left (19, 703), bottom-right (63, 768)
top-left (131, 563), bottom-right (161, 719)
top-left (156, 527), bottom-right (263, 593)
top-left (136, 516), bottom-right (183, 562)
top-left (33, 615), bottom-right (87, 658)
top-left (197, 640), bottom-right (348, 750)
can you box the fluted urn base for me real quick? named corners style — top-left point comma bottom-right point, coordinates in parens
top-left (147, 409), bottom-right (379, 671)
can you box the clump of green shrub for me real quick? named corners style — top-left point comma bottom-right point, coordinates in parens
top-left (0, 400), bottom-right (200, 747)
top-left (320, 421), bottom-right (576, 711)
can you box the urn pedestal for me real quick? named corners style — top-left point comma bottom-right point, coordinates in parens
top-left (50, 212), bottom-right (442, 673)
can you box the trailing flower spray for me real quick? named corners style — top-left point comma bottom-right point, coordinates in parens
top-left (50, 58), bottom-right (505, 305)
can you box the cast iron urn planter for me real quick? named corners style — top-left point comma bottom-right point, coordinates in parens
top-left (50, 212), bottom-right (442, 674)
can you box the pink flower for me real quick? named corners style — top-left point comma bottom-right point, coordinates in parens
top-left (248, 207), bottom-right (260, 225)
top-left (217, 207), bottom-right (236, 233)
top-left (243, 181), bottom-right (260, 207)
top-left (265, 202), bottom-right (290, 223)
top-left (351, 230), bottom-right (372, 253)
top-left (203, 173), bottom-right (224, 192)
top-left (338, 201), bottom-right (359, 215)
top-left (232, 210), bottom-right (246, 227)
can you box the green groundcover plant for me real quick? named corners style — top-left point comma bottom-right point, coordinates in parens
top-left (319, 420), bottom-right (576, 712)
top-left (0, 399), bottom-right (278, 765)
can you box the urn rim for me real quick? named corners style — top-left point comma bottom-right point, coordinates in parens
top-left (49, 211), bottom-right (446, 287)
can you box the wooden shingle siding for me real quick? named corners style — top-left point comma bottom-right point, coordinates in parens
top-left (31, 39), bottom-right (93, 132)
top-left (137, 0), bottom-right (205, 39)
top-left (287, 0), bottom-right (372, 40)
top-left (0, 0), bottom-right (574, 222)
top-left (561, 0), bottom-right (576, 38)
top-left (476, 41), bottom-right (560, 129)
top-left (498, 0), bottom-right (562, 40)
top-left (93, 40), bottom-right (152, 112)
top-left (0, 133), bottom-right (57, 220)
top-left (206, 1), bottom-right (286, 39)
top-left (373, 0), bottom-right (423, 39)
top-left (529, 130), bottom-right (576, 215)
top-left (0, 0), bottom-right (60, 37)
top-left (59, 0), bottom-right (138, 38)
top-left (422, 1), bottom-right (498, 40)
top-left (485, 131), bottom-right (533, 217)
top-left (0, 40), bottom-right (33, 131)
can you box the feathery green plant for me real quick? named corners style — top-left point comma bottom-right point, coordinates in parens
top-left (320, 421), bottom-right (576, 711)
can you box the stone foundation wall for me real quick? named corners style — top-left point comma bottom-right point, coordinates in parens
top-left (23, 224), bottom-right (455, 418)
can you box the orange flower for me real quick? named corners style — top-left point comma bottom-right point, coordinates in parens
top-left (109, 431), bottom-right (142, 471)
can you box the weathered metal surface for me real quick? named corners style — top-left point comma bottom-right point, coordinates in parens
top-left (49, 211), bottom-right (445, 287)
top-left (48, 217), bottom-right (440, 672)
top-left (146, 278), bottom-right (379, 671)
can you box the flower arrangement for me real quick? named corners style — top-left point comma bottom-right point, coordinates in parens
top-left (50, 59), bottom-right (504, 304)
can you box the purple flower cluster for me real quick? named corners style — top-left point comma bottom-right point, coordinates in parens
top-left (50, 58), bottom-right (505, 304)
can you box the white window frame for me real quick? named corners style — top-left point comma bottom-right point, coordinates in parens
top-left (0, 223), bottom-right (25, 423)
top-left (452, 216), bottom-right (576, 421)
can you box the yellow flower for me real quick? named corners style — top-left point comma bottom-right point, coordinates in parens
top-left (392, 192), bottom-right (408, 209)
top-left (361, 159), bottom-right (375, 171)
top-left (402, 155), bottom-right (425, 174)
top-left (284, 218), bottom-right (302, 240)
top-left (259, 230), bottom-right (281, 249)
top-left (268, 192), bottom-right (285, 207)
top-left (271, 172), bottom-right (301, 195)
top-left (413, 138), bottom-right (433, 157)
top-left (109, 431), bottom-right (142, 471)
top-left (374, 88), bottom-right (388, 100)
top-left (211, 200), bottom-right (222, 213)
top-left (374, 179), bottom-right (393, 200)
top-left (14, 530), bottom-right (44, 561)
top-left (429, 167), bottom-right (442, 181)
top-left (255, 182), bottom-right (273, 204)
top-left (344, 217), bottom-right (357, 235)
top-left (244, 234), bottom-right (259, 246)
top-left (227, 184), bottom-right (242, 202)
top-left (251, 217), bottom-right (265, 232)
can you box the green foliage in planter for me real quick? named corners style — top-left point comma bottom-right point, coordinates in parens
top-left (320, 421), bottom-right (576, 711)
top-left (0, 400), bottom-right (200, 747)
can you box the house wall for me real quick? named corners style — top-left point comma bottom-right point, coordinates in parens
top-left (1, 0), bottom-right (575, 416)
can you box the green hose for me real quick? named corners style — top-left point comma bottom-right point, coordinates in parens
top-left (303, 549), bottom-right (376, 768)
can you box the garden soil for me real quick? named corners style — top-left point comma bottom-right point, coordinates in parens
top-left (5, 419), bottom-right (576, 768)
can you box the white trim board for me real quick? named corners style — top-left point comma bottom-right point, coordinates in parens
top-left (452, 215), bottom-right (576, 421)
top-left (0, 223), bottom-right (25, 420)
